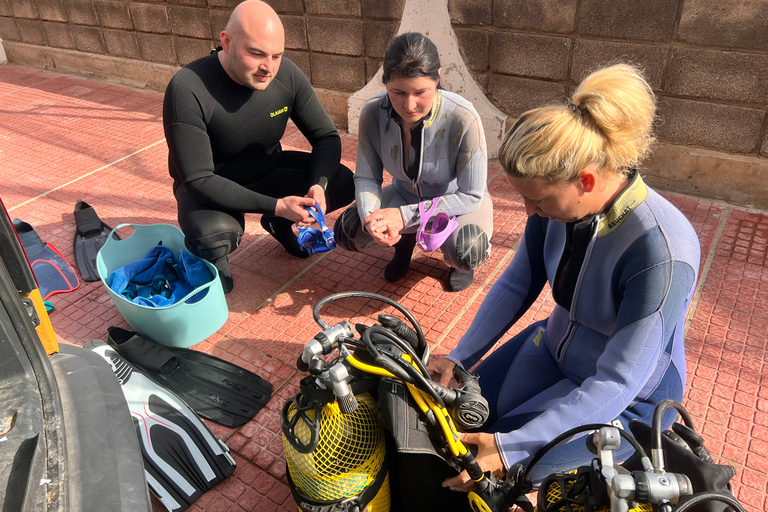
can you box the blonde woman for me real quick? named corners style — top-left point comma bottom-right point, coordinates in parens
top-left (430, 64), bottom-right (701, 487)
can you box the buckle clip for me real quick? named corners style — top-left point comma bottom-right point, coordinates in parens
top-left (416, 197), bottom-right (459, 251)
top-left (297, 204), bottom-right (337, 255)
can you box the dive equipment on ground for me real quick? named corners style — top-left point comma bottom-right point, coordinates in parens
top-left (297, 204), bottom-right (336, 255)
top-left (526, 399), bottom-right (746, 512)
top-left (13, 218), bottom-right (80, 299)
top-left (416, 197), bottom-right (458, 251)
top-left (107, 326), bottom-right (273, 428)
top-left (283, 292), bottom-right (748, 512)
top-left (85, 339), bottom-right (236, 512)
top-left (282, 291), bottom-right (521, 512)
top-left (73, 200), bottom-right (118, 281)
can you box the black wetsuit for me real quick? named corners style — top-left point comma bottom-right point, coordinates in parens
top-left (163, 52), bottom-right (354, 261)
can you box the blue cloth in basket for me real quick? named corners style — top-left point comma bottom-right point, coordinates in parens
top-left (107, 243), bottom-right (213, 307)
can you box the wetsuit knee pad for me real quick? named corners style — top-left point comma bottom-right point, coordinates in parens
top-left (185, 231), bottom-right (240, 262)
top-left (455, 224), bottom-right (490, 271)
top-left (333, 206), bottom-right (363, 252)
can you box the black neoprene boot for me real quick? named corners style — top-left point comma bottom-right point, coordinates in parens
top-left (212, 256), bottom-right (234, 294)
top-left (447, 267), bottom-right (474, 292)
top-left (260, 215), bottom-right (309, 259)
top-left (385, 233), bottom-right (417, 282)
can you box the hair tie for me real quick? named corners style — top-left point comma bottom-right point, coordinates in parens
top-left (567, 100), bottom-right (589, 117)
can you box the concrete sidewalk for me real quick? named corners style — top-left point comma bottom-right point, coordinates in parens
top-left (1, 64), bottom-right (766, 512)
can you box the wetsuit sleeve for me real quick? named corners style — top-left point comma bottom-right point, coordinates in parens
top-left (447, 216), bottom-right (549, 369)
top-left (354, 100), bottom-right (386, 222)
top-left (492, 249), bottom-right (697, 469)
top-left (163, 72), bottom-right (279, 214)
top-left (286, 63), bottom-right (342, 189)
top-left (400, 112), bottom-right (487, 228)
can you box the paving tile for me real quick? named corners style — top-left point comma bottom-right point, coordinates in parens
top-left (2, 64), bottom-right (767, 512)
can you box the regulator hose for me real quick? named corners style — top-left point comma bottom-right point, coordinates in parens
top-left (312, 291), bottom-right (429, 364)
top-left (673, 492), bottom-right (747, 512)
top-left (524, 423), bottom-right (648, 483)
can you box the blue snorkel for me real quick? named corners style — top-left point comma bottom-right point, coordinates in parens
top-left (297, 204), bottom-right (337, 255)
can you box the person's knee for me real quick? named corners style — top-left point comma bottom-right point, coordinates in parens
top-left (185, 230), bottom-right (241, 262)
top-left (453, 224), bottom-right (490, 271)
top-left (327, 165), bottom-right (356, 213)
top-left (333, 205), bottom-right (363, 252)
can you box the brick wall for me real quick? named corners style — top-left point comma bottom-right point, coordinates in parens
top-left (1, 0), bottom-right (767, 204)
top-left (0, 0), bottom-right (229, 65)
top-left (450, 0), bottom-right (768, 162)
top-left (2, 0), bottom-right (765, 158)
top-left (0, 0), bottom-right (403, 85)
top-left (0, 0), bottom-right (403, 126)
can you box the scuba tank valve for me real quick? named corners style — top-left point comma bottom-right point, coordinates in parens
top-left (591, 426), bottom-right (691, 512)
top-left (298, 320), bottom-right (355, 372)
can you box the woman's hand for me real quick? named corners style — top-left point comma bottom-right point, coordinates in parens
top-left (442, 433), bottom-right (505, 493)
top-left (427, 356), bottom-right (456, 387)
top-left (363, 208), bottom-right (405, 246)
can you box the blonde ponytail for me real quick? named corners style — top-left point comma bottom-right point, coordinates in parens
top-left (499, 64), bottom-right (656, 182)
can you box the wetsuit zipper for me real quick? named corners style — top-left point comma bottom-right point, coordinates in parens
top-left (397, 123), bottom-right (424, 199)
top-left (555, 215), bottom-right (601, 362)
top-left (415, 123), bottom-right (425, 198)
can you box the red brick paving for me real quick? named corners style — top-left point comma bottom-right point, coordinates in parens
top-left (1, 64), bottom-right (766, 511)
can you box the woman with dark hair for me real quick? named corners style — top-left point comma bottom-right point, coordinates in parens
top-left (334, 32), bottom-right (493, 292)
top-left (430, 64), bottom-right (701, 489)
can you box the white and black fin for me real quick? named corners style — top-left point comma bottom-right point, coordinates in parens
top-left (85, 340), bottom-right (236, 512)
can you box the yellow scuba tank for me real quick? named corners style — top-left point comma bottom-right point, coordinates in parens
top-left (537, 471), bottom-right (652, 512)
top-left (280, 291), bottom-right (459, 512)
top-left (282, 388), bottom-right (390, 512)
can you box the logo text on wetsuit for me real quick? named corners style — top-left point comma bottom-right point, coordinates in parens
top-left (607, 198), bottom-right (637, 230)
top-left (270, 106), bottom-right (288, 117)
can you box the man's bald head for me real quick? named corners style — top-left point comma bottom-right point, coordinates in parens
top-left (225, 0), bottom-right (284, 44)
top-left (219, 0), bottom-right (285, 90)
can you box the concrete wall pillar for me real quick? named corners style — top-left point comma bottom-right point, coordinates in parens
top-left (347, 0), bottom-right (506, 158)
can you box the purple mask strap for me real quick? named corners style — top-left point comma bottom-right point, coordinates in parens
top-left (418, 197), bottom-right (442, 232)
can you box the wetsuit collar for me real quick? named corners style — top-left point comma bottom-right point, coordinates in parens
top-left (423, 89), bottom-right (441, 129)
top-left (596, 171), bottom-right (647, 237)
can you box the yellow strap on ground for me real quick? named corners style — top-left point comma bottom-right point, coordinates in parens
top-left (25, 288), bottom-right (58, 355)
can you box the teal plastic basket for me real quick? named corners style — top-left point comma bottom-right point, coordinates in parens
top-left (96, 223), bottom-right (228, 348)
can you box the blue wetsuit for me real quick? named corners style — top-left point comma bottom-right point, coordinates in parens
top-left (446, 173), bottom-right (700, 478)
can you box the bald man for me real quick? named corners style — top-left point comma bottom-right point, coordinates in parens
top-left (163, 0), bottom-right (354, 293)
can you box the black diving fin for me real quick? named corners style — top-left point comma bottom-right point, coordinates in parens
top-left (107, 326), bottom-right (274, 428)
top-left (14, 218), bottom-right (80, 299)
top-left (73, 200), bottom-right (118, 282)
top-left (85, 339), bottom-right (236, 512)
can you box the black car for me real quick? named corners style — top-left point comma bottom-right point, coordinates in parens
top-left (0, 198), bottom-right (151, 511)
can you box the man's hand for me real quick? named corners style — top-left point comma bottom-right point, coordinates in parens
top-left (427, 356), bottom-right (457, 387)
top-left (442, 433), bottom-right (505, 493)
top-left (275, 196), bottom-right (315, 223)
top-left (363, 208), bottom-right (405, 247)
top-left (305, 184), bottom-right (327, 215)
